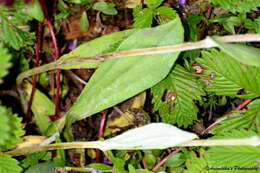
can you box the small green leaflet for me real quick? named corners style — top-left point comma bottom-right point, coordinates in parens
top-left (65, 18), bottom-right (184, 125)
top-left (152, 65), bottom-right (205, 127)
top-left (209, 37), bottom-right (260, 67)
top-left (0, 43), bottom-right (11, 83)
top-left (92, 2), bottom-right (118, 15)
top-left (0, 154), bottom-right (23, 173)
top-left (79, 11), bottom-right (89, 32)
top-left (24, 0), bottom-right (44, 22)
top-left (23, 82), bottom-right (64, 136)
top-left (25, 162), bottom-right (56, 173)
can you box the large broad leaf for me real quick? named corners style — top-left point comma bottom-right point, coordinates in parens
top-left (59, 29), bottom-right (136, 69)
top-left (209, 37), bottom-right (260, 67)
top-left (66, 18), bottom-right (184, 124)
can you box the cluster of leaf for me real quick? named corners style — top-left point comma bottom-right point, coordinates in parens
top-left (133, 0), bottom-right (177, 28)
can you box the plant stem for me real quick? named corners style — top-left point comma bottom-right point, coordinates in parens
top-left (26, 22), bottom-right (43, 120)
top-left (6, 137), bottom-right (259, 156)
top-left (152, 148), bottom-right (181, 172)
top-left (17, 34), bottom-right (260, 110)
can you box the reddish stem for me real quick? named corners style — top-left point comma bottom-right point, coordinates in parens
top-left (26, 22), bottom-right (43, 121)
top-left (234, 99), bottom-right (252, 111)
top-left (38, 0), bottom-right (61, 116)
top-left (202, 98), bottom-right (253, 134)
top-left (152, 148), bottom-right (181, 172)
top-left (96, 110), bottom-right (108, 163)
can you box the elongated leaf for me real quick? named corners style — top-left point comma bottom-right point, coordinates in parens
top-left (66, 18), bottom-right (184, 124)
top-left (99, 123), bottom-right (197, 150)
top-left (196, 49), bottom-right (260, 98)
top-left (209, 37), bottom-right (260, 67)
top-left (59, 29), bottom-right (136, 69)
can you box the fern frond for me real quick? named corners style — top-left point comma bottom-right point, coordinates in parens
top-left (151, 65), bottom-right (205, 127)
top-left (206, 129), bottom-right (260, 169)
top-left (0, 106), bottom-right (25, 150)
top-left (196, 49), bottom-right (260, 98)
top-left (0, 153), bottom-right (23, 173)
top-left (211, 99), bottom-right (260, 134)
top-left (0, 43), bottom-right (11, 83)
top-left (210, 0), bottom-right (260, 13)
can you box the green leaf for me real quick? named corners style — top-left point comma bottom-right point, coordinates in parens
top-left (23, 82), bottom-right (63, 136)
top-left (209, 37), bottom-right (260, 67)
top-left (0, 43), bottom-right (12, 83)
top-left (211, 99), bottom-right (260, 134)
top-left (196, 49), bottom-right (260, 97)
top-left (89, 163), bottom-right (112, 171)
top-left (151, 65), bottom-right (205, 127)
top-left (155, 6), bottom-right (177, 24)
top-left (65, 18), bottom-right (183, 124)
top-left (206, 129), bottom-right (260, 169)
top-left (24, 0), bottom-right (44, 22)
top-left (21, 152), bottom-right (52, 169)
top-left (0, 153), bottom-right (23, 173)
top-left (25, 162), bottom-right (56, 173)
top-left (133, 8), bottom-right (153, 28)
top-left (0, 106), bottom-right (25, 150)
top-left (146, 0), bottom-right (163, 9)
top-left (165, 153), bottom-right (185, 168)
top-left (92, 2), bottom-right (118, 15)
top-left (59, 29), bottom-right (136, 69)
top-left (79, 11), bottom-right (89, 32)
top-left (128, 164), bottom-right (137, 173)
top-left (210, 0), bottom-right (260, 13)
top-left (184, 149), bottom-right (211, 173)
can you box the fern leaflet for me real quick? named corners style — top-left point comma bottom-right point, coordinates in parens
top-left (196, 49), bottom-right (260, 98)
top-left (206, 129), bottom-right (260, 169)
top-left (151, 65), bottom-right (205, 127)
top-left (0, 43), bottom-right (11, 83)
top-left (0, 106), bottom-right (25, 150)
top-left (211, 99), bottom-right (260, 134)
top-left (0, 153), bottom-right (23, 173)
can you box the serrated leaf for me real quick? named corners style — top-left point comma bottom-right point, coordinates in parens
top-left (133, 8), bottom-right (153, 28)
top-left (155, 6), bottom-right (177, 24)
top-left (0, 106), bottom-right (24, 150)
top-left (0, 43), bottom-right (12, 83)
top-left (79, 11), bottom-right (89, 32)
top-left (196, 49), bottom-right (260, 98)
top-left (23, 82), bottom-right (63, 136)
top-left (206, 129), bottom-right (260, 169)
top-left (209, 37), bottom-right (260, 67)
top-left (25, 162), bottom-right (56, 173)
top-left (0, 154), bottom-right (23, 173)
top-left (92, 2), bottom-right (118, 15)
top-left (65, 18), bottom-right (184, 124)
top-left (151, 65), bottom-right (205, 127)
top-left (59, 29), bottom-right (136, 69)
top-left (21, 152), bottom-right (51, 169)
top-left (211, 99), bottom-right (260, 134)
top-left (99, 123), bottom-right (197, 150)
